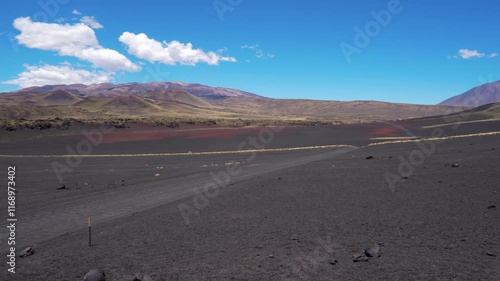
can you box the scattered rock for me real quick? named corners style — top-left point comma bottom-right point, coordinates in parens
top-left (84, 269), bottom-right (106, 281)
top-left (487, 205), bottom-right (496, 209)
top-left (132, 273), bottom-right (153, 281)
top-left (269, 254), bottom-right (274, 258)
top-left (366, 156), bottom-right (374, 160)
top-left (451, 164), bottom-right (460, 168)
top-left (352, 253), bottom-right (369, 262)
top-left (289, 235), bottom-right (299, 241)
top-left (154, 174), bottom-right (160, 177)
top-left (18, 247), bottom-right (35, 258)
top-left (486, 252), bottom-right (497, 257)
top-left (57, 184), bottom-right (67, 190)
top-left (329, 259), bottom-right (338, 265)
top-left (364, 244), bottom-right (380, 257)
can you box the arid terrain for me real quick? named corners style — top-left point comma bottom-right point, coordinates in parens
top-left (1, 102), bottom-right (499, 280)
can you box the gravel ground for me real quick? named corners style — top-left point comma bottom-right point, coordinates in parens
top-left (1, 121), bottom-right (499, 280)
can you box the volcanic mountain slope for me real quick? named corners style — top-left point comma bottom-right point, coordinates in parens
top-left (405, 102), bottom-right (500, 128)
top-left (0, 82), bottom-right (463, 121)
top-left (439, 81), bottom-right (500, 107)
top-left (137, 89), bottom-right (214, 108)
top-left (0, 90), bottom-right (83, 106)
top-left (71, 91), bottom-right (222, 117)
top-left (102, 95), bottom-right (164, 112)
top-left (442, 102), bottom-right (500, 120)
top-left (40, 90), bottom-right (84, 106)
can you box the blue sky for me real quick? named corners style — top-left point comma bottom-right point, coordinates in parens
top-left (0, 0), bottom-right (498, 104)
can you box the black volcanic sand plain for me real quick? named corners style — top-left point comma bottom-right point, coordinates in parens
top-left (1, 119), bottom-right (499, 280)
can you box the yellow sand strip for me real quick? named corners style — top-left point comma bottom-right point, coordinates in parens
top-left (368, 131), bottom-right (500, 146)
top-left (369, 137), bottom-right (418, 140)
top-left (421, 118), bottom-right (500, 129)
top-left (0, 144), bottom-right (356, 158)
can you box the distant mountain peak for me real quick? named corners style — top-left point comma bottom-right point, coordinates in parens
top-left (439, 81), bottom-right (500, 107)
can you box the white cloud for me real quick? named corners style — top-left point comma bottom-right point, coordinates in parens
top-left (118, 32), bottom-right (237, 66)
top-left (255, 50), bottom-right (275, 59)
top-left (14, 17), bottom-right (98, 49)
top-left (13, 17), bottom-right (139, 72)
top-left (450, 49), bottom-right (498, 60)
top-left (217, 47), bottom-right (228, 54)
top-left (80, 16), bottom-right (103, 29)
top-left (242, 44), bottom-right (275, 59)
top-left (2, 63), bottom-right (110, 88)
top-left (456, 49), bottom-right (485, 59)
top-left (241, 44), bottom-right (259, 50)
top-left (72, 9), bottom-right (82, 15)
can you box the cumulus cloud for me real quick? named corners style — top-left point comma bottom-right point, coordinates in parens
top-left (80, 16), bottom-right (103, 29)
top-left (458, 49), bottom-right (485, 59)
top-left (72, 9), bottom-right (82, 15)
top-left (118, 32), bottom-right (237, 65)
top-left (450, 49), bottom-right (485, 59)
top-left (2, 63), bottom-right (111, 88)
top-left (13, 17), bottom-right (139, 72)
top-left (450, 49), bottom-right (498, 60)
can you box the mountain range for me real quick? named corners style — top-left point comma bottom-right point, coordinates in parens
top-left (1, 81), bottom-right (498, 123)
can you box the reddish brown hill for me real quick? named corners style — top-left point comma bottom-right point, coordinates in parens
top-left (41, 90), bottom-right (83, 105)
